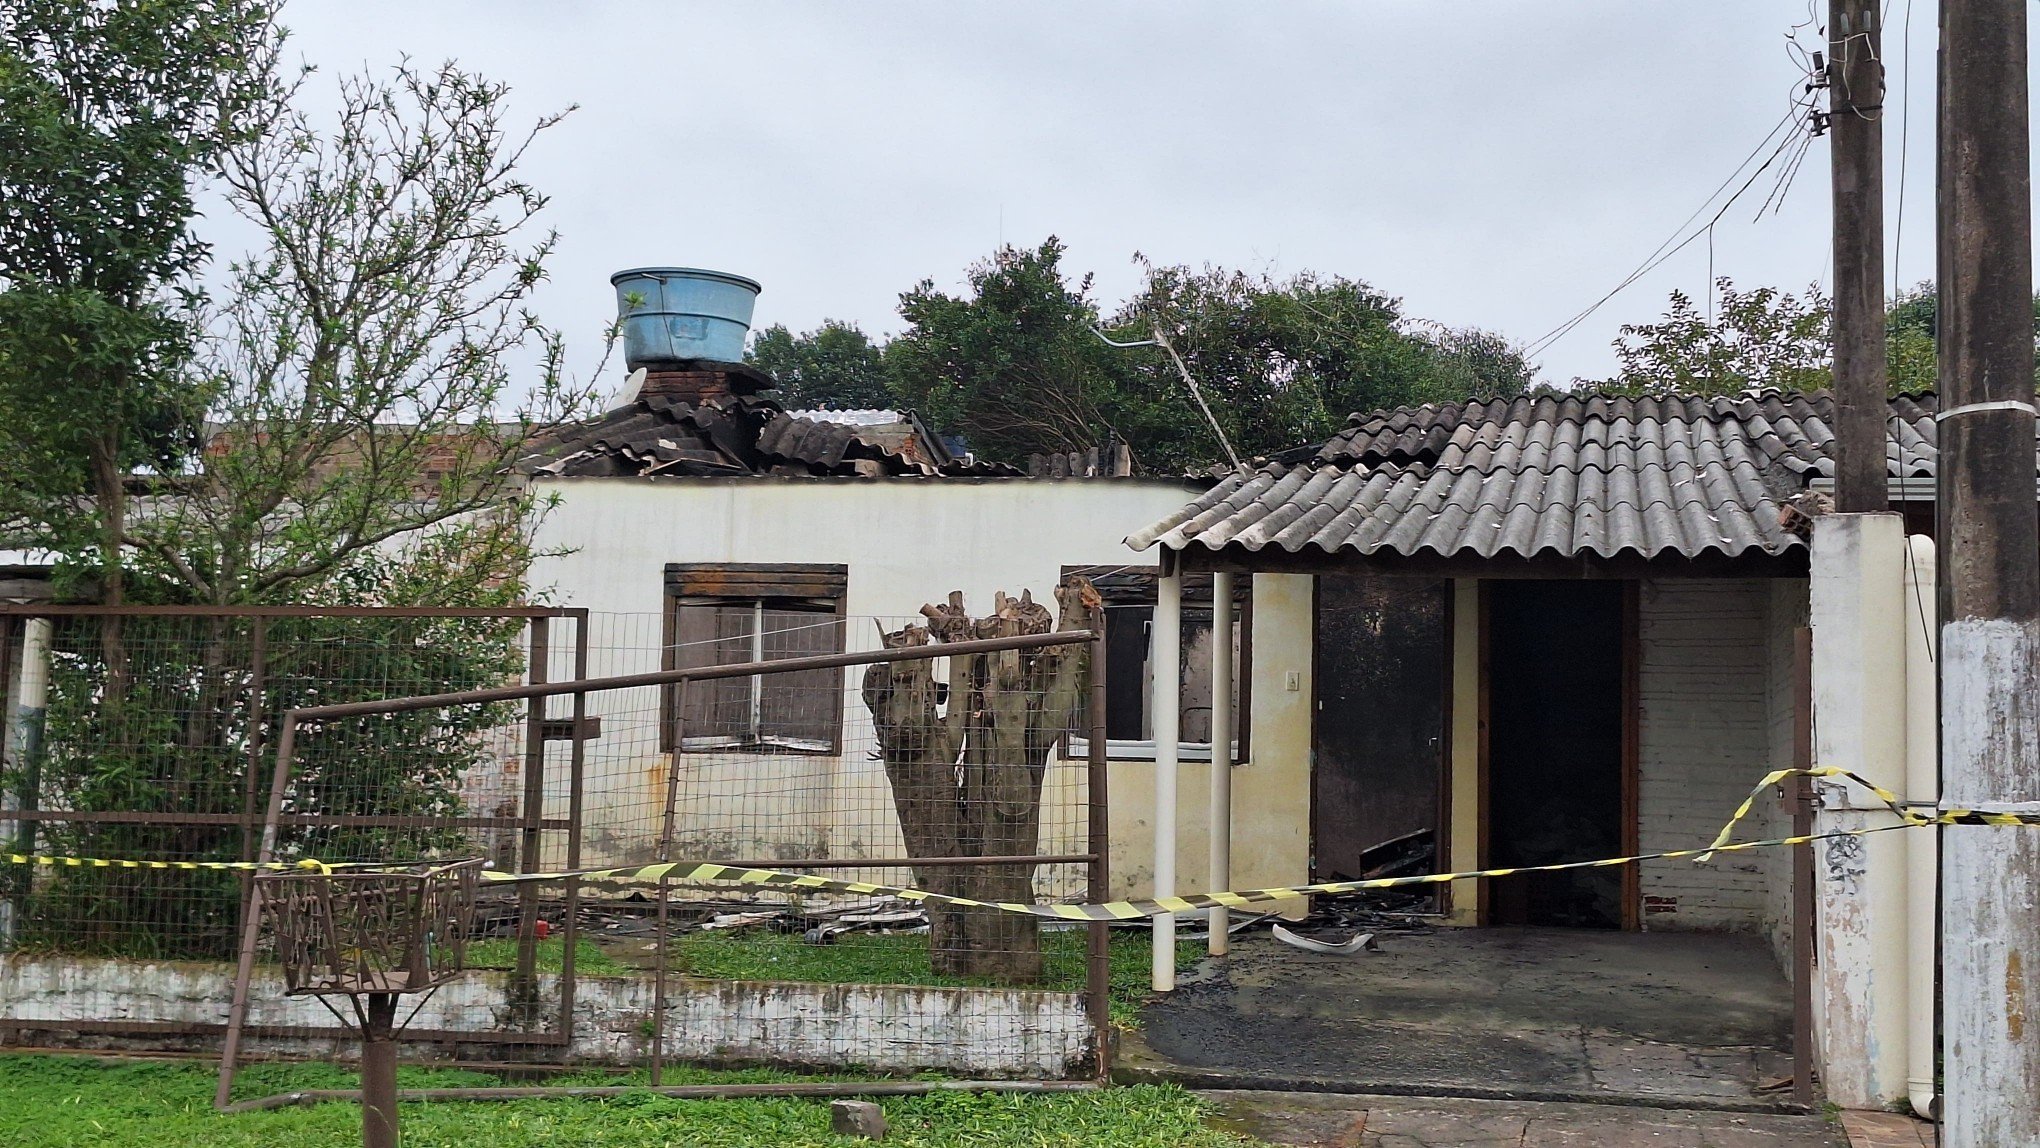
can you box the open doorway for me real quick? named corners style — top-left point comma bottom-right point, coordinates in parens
top-left (1484, 580), bottom-right (1632, 929)
top-left (1311, 577), bottom-right (1447, 898)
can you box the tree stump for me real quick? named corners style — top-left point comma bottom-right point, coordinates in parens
top-left (862, 578), bottom-right (1099, 984)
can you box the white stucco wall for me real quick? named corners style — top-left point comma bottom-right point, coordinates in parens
top-left (524, 476), bottom-right (1202, 879)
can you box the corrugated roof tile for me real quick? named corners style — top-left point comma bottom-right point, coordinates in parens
top-left (1127, 390), bottom-right (2006, 561)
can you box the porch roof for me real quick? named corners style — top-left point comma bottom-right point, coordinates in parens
top-left (1127, 391), bottom-right (1955, 565)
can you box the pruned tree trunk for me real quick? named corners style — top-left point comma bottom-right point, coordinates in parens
top-left (863, 578), bottom-right (1100, 984)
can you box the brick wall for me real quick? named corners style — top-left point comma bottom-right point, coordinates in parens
top-left (1636, 579), bottom-right (1792, 933)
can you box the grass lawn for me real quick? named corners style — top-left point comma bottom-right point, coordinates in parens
top-left (0, 1055), bottom-right (1251, 1148)
top-left (465, 936), bottom-right (628, 975)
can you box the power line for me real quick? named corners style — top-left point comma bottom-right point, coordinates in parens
top-left (1891, 0), bottom-right (1915, 294)
top-left (1524, 103), bottom-right (1816, 361)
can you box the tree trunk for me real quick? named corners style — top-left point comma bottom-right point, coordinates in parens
top-left (864, 580), bottom-right (1099, 985)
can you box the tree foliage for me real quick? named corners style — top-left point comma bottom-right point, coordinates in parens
top-left (0, 0), bottom-right (279, 612)
top-left (3, 38), bottom-right (591, 956)
top-left (884, 239), bottom-right (1536, 471)
top-left (133, 60), bottom-right (592, 606)
top-left (746, 320), bottom-right (892, 410)
top-left (1597, 276), bottom-right (2040, 396)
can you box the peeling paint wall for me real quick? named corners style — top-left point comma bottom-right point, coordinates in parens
top-left (0, 954), bottom-right (1092, 1078)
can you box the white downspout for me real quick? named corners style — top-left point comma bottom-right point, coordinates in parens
top-left (1206, 571), bottom-right (1234, 957)
top-left (1151, 559), bottom-right (1182, 991)
top-left (1904, 535), bottom-right (1938, 1121)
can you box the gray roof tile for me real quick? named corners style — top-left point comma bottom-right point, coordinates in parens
top-left (1128, 390), bottom-right (1993, 560)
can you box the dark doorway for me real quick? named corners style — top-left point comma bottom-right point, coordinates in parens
top-left (1484, 580), bottom-right (1627, 929)
top-left (1311, 577), bottom-right (1447, 894)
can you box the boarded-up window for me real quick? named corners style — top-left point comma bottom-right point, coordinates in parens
top-left (1062, 565), bottom-right (1250, 761)
top-left (663, 564), bottom-right (847, 753)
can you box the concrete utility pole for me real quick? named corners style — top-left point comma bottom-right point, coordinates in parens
top-left (1829, 0), bottom-right (1889, 512)
top-left (1936, 0), bottom-right (2040, 1142)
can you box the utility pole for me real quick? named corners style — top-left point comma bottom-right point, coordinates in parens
top-left (1936, 0), bottom-right (2039, 1142)
top-left (1829, 0), bottom-right (1889, 512)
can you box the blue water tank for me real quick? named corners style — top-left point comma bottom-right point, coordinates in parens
top-left (610, 267), bottom-right (762, 368)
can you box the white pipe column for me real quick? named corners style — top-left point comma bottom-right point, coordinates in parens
top-left (1151, 557), bottom-right (1183, 991)
top-left (1903, 535), bottom-right (1938, 1120)
top-left (1206, 571), bottom-right (1234, 957)
top-left (1, 617), bottom-right (52, 945)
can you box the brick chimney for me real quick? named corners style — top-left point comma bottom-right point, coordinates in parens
top-left (637, 359), bottom-right (777, 405)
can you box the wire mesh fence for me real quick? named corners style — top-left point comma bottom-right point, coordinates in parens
top-left (1, 596), bottom-right (1114, 1094)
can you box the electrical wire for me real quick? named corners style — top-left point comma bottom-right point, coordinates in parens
top-left (1891, 0), bottom-right (1915, 295)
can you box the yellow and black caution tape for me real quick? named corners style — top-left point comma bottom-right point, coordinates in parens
top-left (0, 854), bottom-right (336, 874)
top-left (9, 767), bottom-right (2039, 921)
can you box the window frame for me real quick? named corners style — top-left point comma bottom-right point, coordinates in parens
top-left (1061, 564), bottom-right (1251, 764)
top-left (661, 563), bottom-right (849, 755)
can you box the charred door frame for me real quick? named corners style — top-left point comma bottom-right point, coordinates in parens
top-left (1305, 575), bottom-right (1452, 909)
top-left (1471, 580), bottom-right (1642, 929)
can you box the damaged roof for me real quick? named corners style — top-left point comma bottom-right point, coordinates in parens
top-left (1128, 391), bottom-right (1968, 562)
top-left (523, 393), bottom-right (1019, 478)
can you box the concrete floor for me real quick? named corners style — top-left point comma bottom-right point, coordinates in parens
top-left (1124, 927), bottom-right (1802, 1111)
top-left (1201, 1091), bottom-right (1845, 1147)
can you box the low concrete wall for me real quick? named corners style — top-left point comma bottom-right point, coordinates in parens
top-left (0, 954), bottom-right (1093, 1078)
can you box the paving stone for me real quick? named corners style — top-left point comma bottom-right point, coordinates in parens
top-left (1207, 1091), bottom-right (1844, 1148)
top-left (1837, 1111), bottom-right (1933, 1147)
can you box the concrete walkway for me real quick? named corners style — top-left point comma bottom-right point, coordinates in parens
top-left (1201, 1090), bottom-right (1846, 1147)
top-left (1132, 927), bottom-right (1799, 1110)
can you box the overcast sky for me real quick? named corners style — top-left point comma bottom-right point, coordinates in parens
top-left (259, 1), bottom-right (1983, 395)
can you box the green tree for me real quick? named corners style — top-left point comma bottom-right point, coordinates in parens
top-left (10, 54), bottom-right (595, 958)
top-left (1598, 278), bottom-right (1832, 396)
top-left (0, 0), bottom-right (279, 628)
top-left (887, 237), bottom-right (1125, 465)
top-left (747, 320), bottom-right (893, 410)
top-left (1115, 263), bottom-right (1535, 468)
top-left (1598, 276), bottom-right (2040, 396)
top-left (887, 240), bottom-right (1535, 472)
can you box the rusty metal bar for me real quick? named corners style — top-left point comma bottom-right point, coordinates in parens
top-left (1791, 626), bottom-right (1816, 1110)
top-left (215, 708), bottom-right (301, 1110)
top-left (5, 810), bottom-right (572, 830)
top-left (0, 605), bottom-right (577, 618)
top-left (1086, 628), bottom-right (1113, 1082)
top-left (651, 679), bottom-right (685, 1088)
top-left (286, 630), bottom-right (1101, 722)
top-left (559, 609), bottom-right (589, 1048)
top-left (237, 619), bottom-right (268, 863)
top-left (513, 618), bottom-right (549, 1026)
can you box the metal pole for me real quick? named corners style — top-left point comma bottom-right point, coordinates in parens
top-left (360, 993), bottom-right (400, 1148)
top-left (1829, 0), bottom-right (1890, 513)
top-left (1151, 557), bottom-right (1182, 992)
top-left (513, 618), bottom-right (549, 1026)
top-left (1937, 0), bottom-right (2039, 1141)
top-left (1791, 627), bottom-right (1817, 1111)
top-left (559, 612), bottom-right (589, 1047)
top-left (652, 680), bottom-right (685, 1089)
top-left (1086, 629), bottom-right (1112, 1082)
top-left (1206, 572), bottom-right (1234, 957)
top-left (215, 711), bottom-right (300, 1110)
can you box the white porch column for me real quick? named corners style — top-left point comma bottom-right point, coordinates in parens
top-left (1151, 557), bottom-right (1183, 991)
top-left (1207, 570), bottom-right (1234, 956)
top-left (1809, 512), bottom-right (1911, 1108)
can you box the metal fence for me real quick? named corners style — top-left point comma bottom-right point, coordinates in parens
top-left (0, 604), bottom-right (1114, 1102)
top-left (0, 606), bottom-right (579, 1039)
